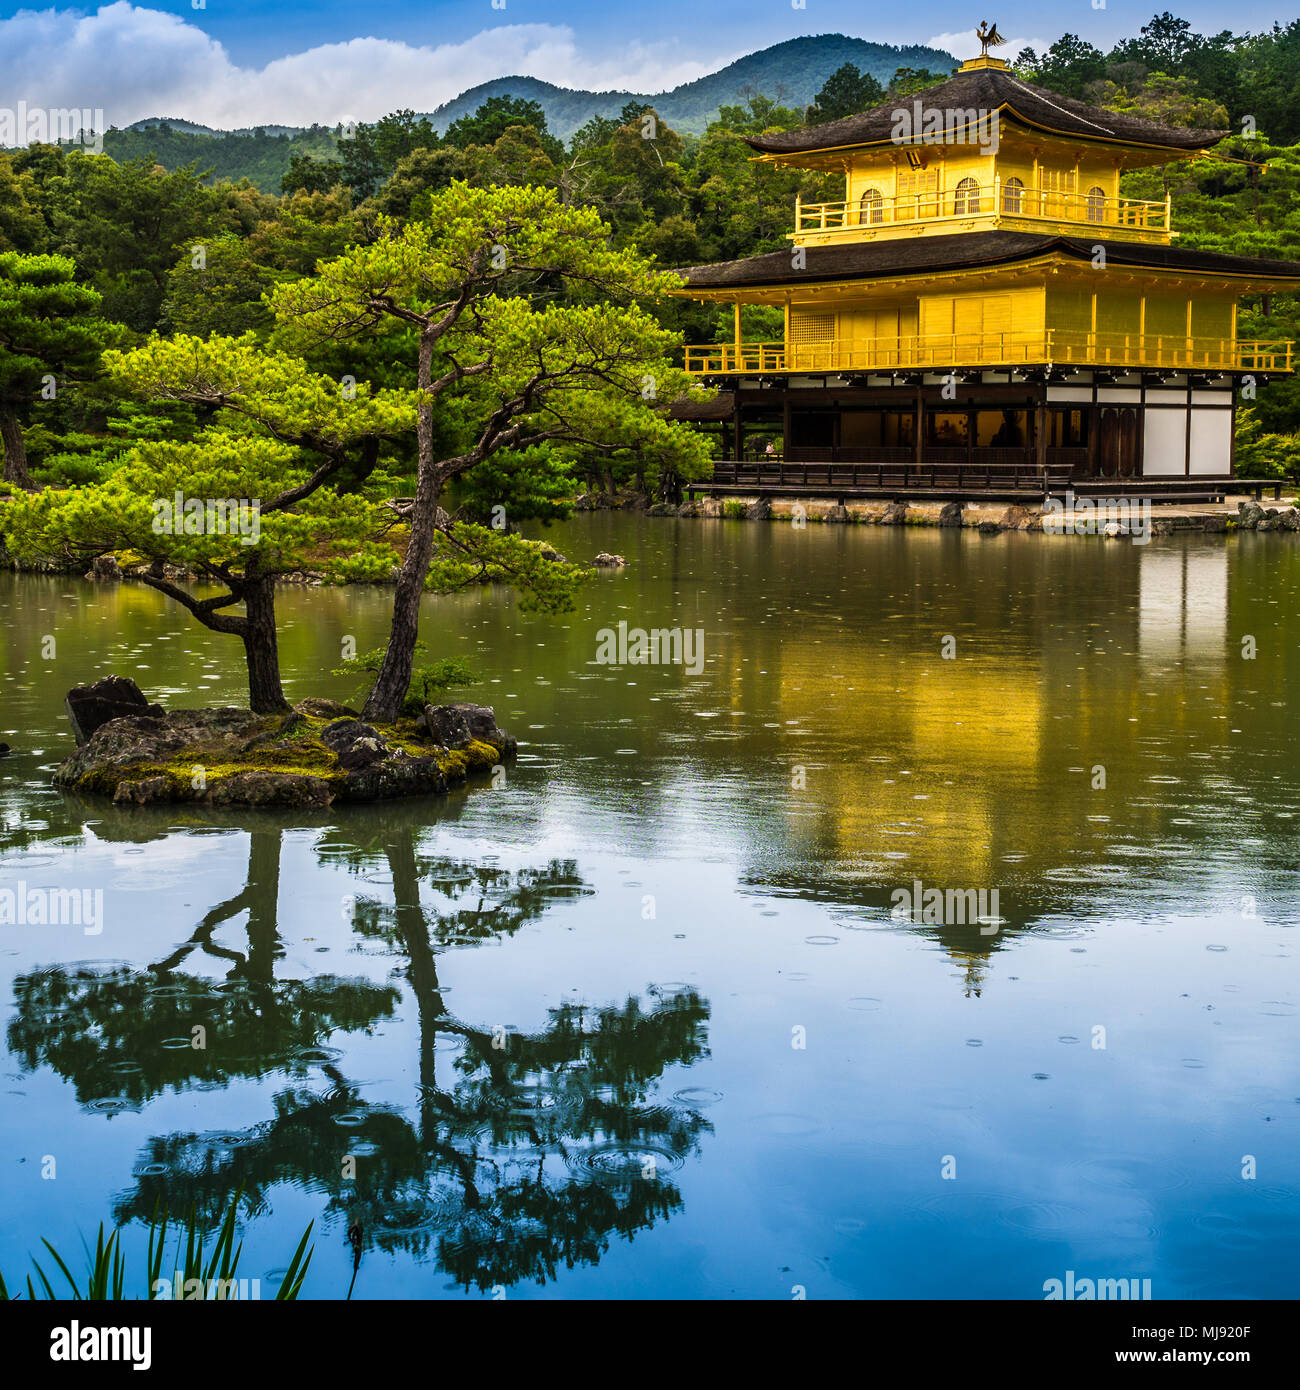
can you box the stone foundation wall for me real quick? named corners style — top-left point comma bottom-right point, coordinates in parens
top-left (658, 497), bottom-right (1300, 536)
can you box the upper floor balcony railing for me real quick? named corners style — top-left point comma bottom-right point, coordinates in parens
top-left (684, 332), bottom-right (1294, 376)
top-left (793, 181), bottom-right (1172, 240)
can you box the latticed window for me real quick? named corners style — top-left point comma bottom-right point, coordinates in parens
top-left (953, 177), bottom-right (981, 215)
top-left (1086, 186), bottom-right (1106, 222)
top-left (859, 187), bottom-right (884, 224)
top-left (1002, 176), bottom-right (1024, 213)
top-left (789, 311), bottom-right (836, 372)
top-left (789, 312), bottom-right (835, 343)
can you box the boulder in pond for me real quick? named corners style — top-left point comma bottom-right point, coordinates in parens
top-left (86, 555), bottom-right (121, 582)
top-left (937, 501), bottom-right (964, 528)
top-left (1238, 501), bottom-right (1265, 530)
top-left (423, 703), bottom-right (516, 756)
top-left (745, 499), bottom-right (771, 521)
top-left (593, 552), bottom-right (627, 566)
top-left (880, 501), bottom-right (909, 526)
top-left (977, 520), bottom-right (1002, 535)
top-left (65, 676), bottom-right (165, 746)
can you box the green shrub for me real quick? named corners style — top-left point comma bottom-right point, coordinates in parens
top-left (332, 643), bottom-right (477, 716)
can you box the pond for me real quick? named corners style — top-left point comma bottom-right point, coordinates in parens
top-left (1, 514), bottom-right (1297, 1299)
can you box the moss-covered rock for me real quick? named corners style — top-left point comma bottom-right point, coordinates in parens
top-left (54, 700), bottom-right (515, 808)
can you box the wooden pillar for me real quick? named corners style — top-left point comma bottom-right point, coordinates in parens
top-left (782, 391), bottom-right (792, 461)
top-left (1035, 392), bottom-right (1048, 476)
top-left (732, 400), bottom-right (742, 462)
top-left (914, 384), bottom-right (924, 466)
top-left (733, 302), bottom-right (742, 370)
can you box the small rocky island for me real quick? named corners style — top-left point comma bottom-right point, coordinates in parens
top-left (57, 676), bottom-right (516, 807)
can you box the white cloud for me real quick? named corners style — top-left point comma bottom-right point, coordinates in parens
top-left (926, 31), bottom-right (1050, 61)
top-left (0, 4), bottom-right (722, 135)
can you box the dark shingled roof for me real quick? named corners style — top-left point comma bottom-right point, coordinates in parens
top-left (745, 66), bottom-right (1224, 155)
top-left (678, 233), bottom-right (1300, 291)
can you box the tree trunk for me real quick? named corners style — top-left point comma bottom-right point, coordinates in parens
top-left (363, 328), bottom-right (439, 725)
top-left (240, 576), bottom-right (290, 714)
top-left (0, 409), bottom-right (35, 490)
top-left (362, 461), bottom-right (441, 723)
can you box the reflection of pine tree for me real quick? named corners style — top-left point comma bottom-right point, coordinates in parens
top-left (8, 830), bottom-right (398, 1105)
top-left (13, 821), bottom-right (713, 1293)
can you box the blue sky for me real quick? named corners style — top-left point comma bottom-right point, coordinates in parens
top-left (128, 1), bottom-right (1294, 65)
top-left (0, 2), bottom-right (1293, 131)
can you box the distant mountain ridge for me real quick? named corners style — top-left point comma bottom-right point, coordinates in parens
top-left (120, 33), bottom-right (957, 145)
top-left (424, 35), bottom-right (959, 139)
top-left (96, 33), bottom-right (958, 189)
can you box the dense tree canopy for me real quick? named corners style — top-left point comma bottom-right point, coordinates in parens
top-left (805, 63), bottom-right (886, 123)
top-left (0, 252), bottom-right (116, 487)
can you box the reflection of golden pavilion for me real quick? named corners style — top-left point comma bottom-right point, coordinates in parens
top-left (747, 537), bottom-right (1234, 922)
top-left (1138, 546), bottom-right (1228, 662)
top-left (774, 633), bottom-right (1045, 887)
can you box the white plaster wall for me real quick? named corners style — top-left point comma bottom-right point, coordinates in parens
top-left (1143, 408), bottom-right (1187, 475)
top-left (1188, 406), bottom-right (1233, 476)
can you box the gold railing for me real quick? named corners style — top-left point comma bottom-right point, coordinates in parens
top-left (684, 333), bottom-right (1294, 375)
top-left (795, 183), bottom-right (1172, 235)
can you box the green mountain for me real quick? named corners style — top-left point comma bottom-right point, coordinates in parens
top-left (427, 34), bottom-right (959, 139)
top-left (91, 33), bottom-right (955, 190)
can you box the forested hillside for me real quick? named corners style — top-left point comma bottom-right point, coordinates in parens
top-left (98, 123), bottom-right (339, 190)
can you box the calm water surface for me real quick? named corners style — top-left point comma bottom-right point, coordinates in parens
top-left (1, 516), bottom-right (1297, 1299)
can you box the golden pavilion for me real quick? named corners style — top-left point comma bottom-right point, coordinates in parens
top-left (674, 36), bottom-right (1300, 499)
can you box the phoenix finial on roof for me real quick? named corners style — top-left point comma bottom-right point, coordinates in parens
top-left (976, 21), bottom-right (1006, 56)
